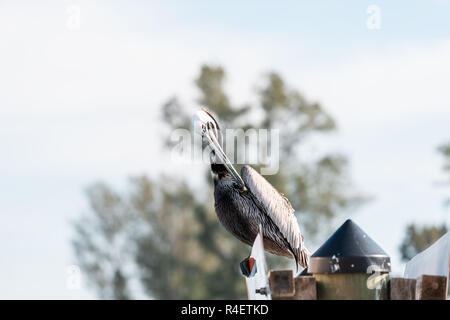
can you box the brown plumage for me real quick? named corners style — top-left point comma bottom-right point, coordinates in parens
top-left (212, 164), bottom-right (309, 269)
top-left (193, 108), bottom-right (310, 269)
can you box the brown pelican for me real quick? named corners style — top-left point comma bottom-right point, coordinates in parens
top-left (192, 108), bottom-right (310, 269)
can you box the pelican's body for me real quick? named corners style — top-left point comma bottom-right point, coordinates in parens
top-left (213, 164), bottom-right (297, 258)
top-left (193, 108), bottom-right (309, 269)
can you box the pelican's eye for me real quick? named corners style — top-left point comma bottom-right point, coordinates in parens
top-left (207, 121), bottom-right (219, 138)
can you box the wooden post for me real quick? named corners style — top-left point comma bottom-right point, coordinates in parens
top-left (309, 220), bottom-right (391, 300)
top-left (416, 275), bottom-right (447, 300)
top-left (315, 272), bottom-right (389, 300)
top-left (268, 270), bottom-right (317, 300)
top-left (389, 278), bottom-right (416, 300)
top-left (290, 276), bottom-right (317, 300)
top-left (268, 270), bottom-right (294, 299)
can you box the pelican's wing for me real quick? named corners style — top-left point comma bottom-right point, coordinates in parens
top-left (241, 165), bottom-right (301, 250)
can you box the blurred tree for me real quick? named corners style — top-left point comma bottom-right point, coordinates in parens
top-left (72, 64), bottom-right (367, 299)
top-left (399, 224), bottom-right (448, 261)
top-left (438, 142), bottom-right (450, 206)
top-left (398, 142), bottom-right (449, 262)
top-left (72, 184), bottom-right (134, 299)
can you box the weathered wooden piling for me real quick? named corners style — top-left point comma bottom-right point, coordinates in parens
top-left (268, 270), bottom-right (295, 299)
top-left (389, 278), bottom-right (416, 300)
top-left (265, 270), bottom-right (448, 300)
top-left (251, 220), bottom-right (448, 300)
top-left (268, 270), bottom-right (317, 300)
top-left (416, 275), bottom-right (447, 300)
top-left (308, 219), bottom-right (391, 300)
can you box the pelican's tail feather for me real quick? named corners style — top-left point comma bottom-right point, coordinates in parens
top-left (297, 245), bottom-right (310, 269)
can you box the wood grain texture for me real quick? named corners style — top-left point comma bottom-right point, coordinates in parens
top-left (389, 278), bottom-right (416, 300)
top-left (416, 275), bottom-right (447, 300)
top-left (268, 270), bottom-right (294, 298)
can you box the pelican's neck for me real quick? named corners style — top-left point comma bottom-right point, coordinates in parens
top-left (211, 163), bottom-right (232, 182)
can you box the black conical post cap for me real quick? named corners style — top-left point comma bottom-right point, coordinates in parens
top-left (309, 219), bottom-right (391, 274)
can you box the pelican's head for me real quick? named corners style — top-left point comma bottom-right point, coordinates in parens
top-left (192, 108), bottom-right (245, 189)
top-left (192, 108), bottom-right (222, 146)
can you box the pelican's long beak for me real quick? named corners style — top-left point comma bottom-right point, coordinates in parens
top-left (193, 109), bottom-right (246, 190)
top-left (203, 123), bottom-right (246, 190)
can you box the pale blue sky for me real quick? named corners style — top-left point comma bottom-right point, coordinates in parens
top-left (0, 1), bottom-right (449, 299)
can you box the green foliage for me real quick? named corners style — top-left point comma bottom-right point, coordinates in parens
top-left (399, 224), bottom-right (448, 261)
top-left (438, 142), bottom-right (450, 162)
top-left (398, 143), bottom-right (449, 262)
top-left (72, 183), bottom-right (134, 299)
top-left (438, 142), bottom-right (450, 206)
top-left (195, 65), bottom-right (250, 123)
top-left (72, 64), bottom-right (367, 299)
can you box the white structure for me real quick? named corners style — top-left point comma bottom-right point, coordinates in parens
top-left (245, 227), bottom-right (271, 300)
top-left (404, 231), bottom-right (450, 298)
